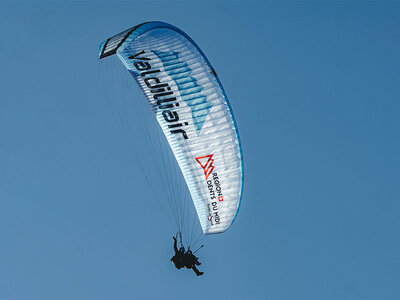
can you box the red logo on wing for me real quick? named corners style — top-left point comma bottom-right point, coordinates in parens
top-left (195, 154), bottom-right (215, 180)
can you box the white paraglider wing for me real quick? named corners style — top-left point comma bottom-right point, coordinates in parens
top-left (99, 22), bottom-right (243, 234)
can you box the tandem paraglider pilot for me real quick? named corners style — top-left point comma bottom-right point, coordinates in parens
top-left (171, 235), bottom-right (203, 276)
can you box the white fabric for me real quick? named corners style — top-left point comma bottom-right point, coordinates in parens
top-left (117, 28), bottom-right (243, 234)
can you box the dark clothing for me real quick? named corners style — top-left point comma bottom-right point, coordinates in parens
top-left (171, 237), bottom-right (203, 276)
top-left (181, 253), bottom-right (203, 276)
top-left (170, 238), bottom-right (185, 269)
top-left (171, 255), bottom-right (184, 269)
top-left (191, 265), bottom-right (203, 276)
top-left (182, 253), bottom-right (201, 267)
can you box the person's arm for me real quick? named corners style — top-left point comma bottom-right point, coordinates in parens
top-left (173, 236), bottom-right (178, 253)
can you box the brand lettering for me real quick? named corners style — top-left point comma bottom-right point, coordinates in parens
top-left (197, 155), bottom-right (224, 226)
top-left (130, 51), bottom-right (188, 139)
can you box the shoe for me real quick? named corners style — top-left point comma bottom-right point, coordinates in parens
top-left (197, 272), bottom-right (204, 276)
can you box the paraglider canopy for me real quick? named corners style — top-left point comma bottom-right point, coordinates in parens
top-left (99, 21), bottom-right (244, 235)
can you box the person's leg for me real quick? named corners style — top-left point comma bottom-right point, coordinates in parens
top-left (192, 265), bottom-right (204, 276)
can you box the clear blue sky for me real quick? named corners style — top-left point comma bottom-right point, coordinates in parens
top-left (1, 1), bottom-right (400, 299)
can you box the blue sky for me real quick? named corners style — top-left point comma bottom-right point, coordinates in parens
top-left (1, 1), bottom-right (400, 299)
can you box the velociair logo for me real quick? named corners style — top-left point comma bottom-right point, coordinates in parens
top-left (195, 154), bottom-right (215, 180)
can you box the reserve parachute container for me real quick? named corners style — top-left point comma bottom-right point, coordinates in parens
top-left (99, 22), bottom-right (243, 235)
